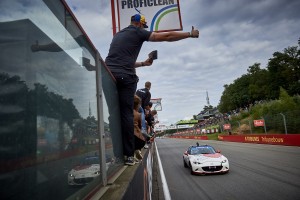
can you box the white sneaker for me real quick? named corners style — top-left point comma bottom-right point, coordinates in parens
top-left (125, 156), bottom-right (135, 166)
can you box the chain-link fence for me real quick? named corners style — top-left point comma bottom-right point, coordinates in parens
top-left (225, 110), bottom-right (300, 134)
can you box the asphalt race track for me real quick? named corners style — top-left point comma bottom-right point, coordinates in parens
top-left (155, 138), bottom-right (300, 200)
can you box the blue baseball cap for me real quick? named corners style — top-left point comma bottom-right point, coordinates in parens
top-left (131, 14), bottom-right (148, 28)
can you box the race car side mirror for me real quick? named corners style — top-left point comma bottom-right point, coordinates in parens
top-left (216, 150), bottom-right (221, 153)
top-left (184, 151), bottom-right (188, 155)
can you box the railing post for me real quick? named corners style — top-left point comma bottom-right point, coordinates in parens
top-left (279, 113), bottom-right (287, 134)
top-left (96, 50), bottom-right (107, 186)
top-left (247, 120), bottom-right (252, 134)
top-left (262, 117), bottom-right (267, 134)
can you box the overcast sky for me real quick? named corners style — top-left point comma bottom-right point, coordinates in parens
top-left (65, 0), bottom-right (300, 125)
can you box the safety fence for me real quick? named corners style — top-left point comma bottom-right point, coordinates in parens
top-left (223, 110), bottom-right (300, 134)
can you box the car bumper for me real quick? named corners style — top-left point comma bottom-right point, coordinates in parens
top-left (68, 176), bottom-right (96, 185)
top-left (191, 164), bottom-right (229, 174)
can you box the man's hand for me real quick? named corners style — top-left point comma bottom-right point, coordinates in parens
top-left (135, 57), bottom-right (154, 68)
top-left (143, 58), bottom-right (153, 66)
top-left (190, 26), bottom-right (199, 38)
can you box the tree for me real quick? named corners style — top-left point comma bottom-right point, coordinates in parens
top-left (247, 63), bottom-right (269, 103)
top-left (218, 38), bottom-right (300, 112)
top-left (218, 84), bottom-right (235, 113)
top-left (218, 74), bottom-right (251, 113)
top-left (203, 105), bottom-right (214, 112)
top-left (267, 45), bottom-right (300, 98)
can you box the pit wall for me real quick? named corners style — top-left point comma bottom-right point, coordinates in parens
top-left (121, 144), bottom-right (153, 200)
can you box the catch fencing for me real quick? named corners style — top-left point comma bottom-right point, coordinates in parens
top-left (223, 110), bottom-right (300, 134)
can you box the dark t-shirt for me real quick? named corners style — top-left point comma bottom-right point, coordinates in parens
top-left (136, 88), bottom-right (151, 109)
top-left (105, 25), bottom-right (152, 75)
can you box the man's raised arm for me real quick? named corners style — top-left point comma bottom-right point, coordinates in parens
top-left (149, 26), bottom-right (199, 42)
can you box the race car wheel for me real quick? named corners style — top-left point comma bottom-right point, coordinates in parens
top-left (183, 158), bottom-right (188, 168)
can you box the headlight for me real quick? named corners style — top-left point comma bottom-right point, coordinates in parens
top-left (69, 173), bottom-right (74, 177)
top-left (221, 160), bottom-right (227, 163)
top-left (94, 171), bottom-right (100, 175)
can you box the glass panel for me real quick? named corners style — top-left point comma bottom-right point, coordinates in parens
top-left (101, 61), bottom-right (124, 177)
top-left (0, 0), bottom-right (106, 199)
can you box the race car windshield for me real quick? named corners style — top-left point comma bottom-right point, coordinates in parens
top-left (191, 147), bottom-right (216, 155)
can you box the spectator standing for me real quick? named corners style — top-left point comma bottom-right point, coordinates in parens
top-left (136, 81), bottom-right (151, 110)
top-left (144, 104), bottom-right (156, 149)
top-left (146, 109), bottom-right (157, 136)
top-left (105, 13), bottom-right (199, 165)
top-left (136, 81), bottom-right (151, 133)
top-left (144, 101), bottom-right (153, 117)
top-left (133, 95), bottom-right (145, 163)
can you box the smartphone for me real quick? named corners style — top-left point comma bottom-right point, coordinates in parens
top-left (149, 50), bottom-right (158, 60)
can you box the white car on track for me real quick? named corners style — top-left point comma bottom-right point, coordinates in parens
top-left (183, 143), bottom-right (229, 175)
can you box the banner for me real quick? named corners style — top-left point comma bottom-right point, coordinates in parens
top-left (150, 98), bottom-right (162, 111)
top-left (116, 0), bottom-right (182, 32)
top-left (218, 134), bottom-right (300, 146)
top-left (254, 119), bottom-right (265, 127)
top-left (223, 124), bottom-right (231, 130)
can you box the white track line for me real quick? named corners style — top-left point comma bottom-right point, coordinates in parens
top-left (155, 141), bottom-right (171, 200)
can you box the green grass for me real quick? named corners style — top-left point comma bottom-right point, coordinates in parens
top-left (206, 133), bottom-right (220, 140)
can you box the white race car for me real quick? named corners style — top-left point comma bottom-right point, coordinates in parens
top-left (183, 144), bottom-right (229, 175)
top-left (68, 155), bottom-right (113, 185)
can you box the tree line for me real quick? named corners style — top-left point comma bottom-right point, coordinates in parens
top-left (218, 38), bottom-right (300, 113)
